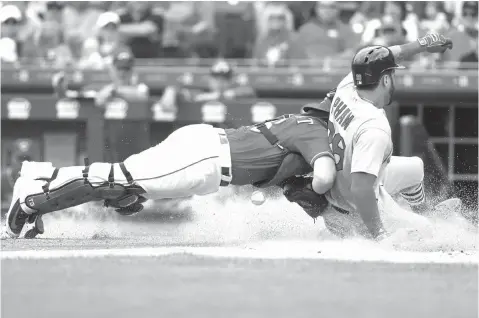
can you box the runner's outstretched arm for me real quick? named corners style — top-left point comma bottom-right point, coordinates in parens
top-left (388, 33), bottom-right (453, 63)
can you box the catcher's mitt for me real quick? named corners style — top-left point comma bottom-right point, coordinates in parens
top-left (281, 176), bottom-right (329, 219)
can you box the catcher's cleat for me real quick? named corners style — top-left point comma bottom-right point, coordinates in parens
top-left (5, 200), bottom-right (30, 238)
top-left (23, 214), bottom-right (44, 239)
top-left (5, 176), bottom-right (45, 238)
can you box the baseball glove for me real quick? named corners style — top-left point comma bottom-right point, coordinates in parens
top-left (281, 176), bottom-right (329, 219)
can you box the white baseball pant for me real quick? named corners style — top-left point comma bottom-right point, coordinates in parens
top-left (123, 124), bottom-right (232, 199)
top-left (322, 156), bottom-right (430, 237)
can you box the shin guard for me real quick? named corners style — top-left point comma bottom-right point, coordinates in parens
top-left (19, 160), bottom-right (147, 216)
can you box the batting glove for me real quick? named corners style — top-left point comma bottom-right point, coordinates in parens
top-left (418, 33), bottom-right (453, 53)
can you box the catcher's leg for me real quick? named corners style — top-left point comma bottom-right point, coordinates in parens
top-left (5, 124), bottom-right (229, 238)
top-left (5, 160), bottom-right (147, 239)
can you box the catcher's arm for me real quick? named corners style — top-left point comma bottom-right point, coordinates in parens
top-left (281, 175), bottom-right (329, 220)
top-left (281, 155), bottom-right (335, 220)
top-left (311, 156), bottom-right (336, 195)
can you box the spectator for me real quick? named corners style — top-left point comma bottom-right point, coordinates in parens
top-left (97, 48), bottom-right (151, 161)
top-left (162, 1), bottom-right (216, 58)
top-left (32, 21), bottom-right (72, 67)
top-left (44, 1), bottom-right (64, 23)
top-left (419, 2), bottom-right (450, 34)
top-left (405, 2), bottom-right (451, 69)
top-left (159, 60), bottom-right (256, 112)
top-left (21, 2), bottom-right (44, 41)
top-left (368, 18), bottom-right (408, 48)
top-left (253, 3), bottom-right (296, 67)
top-left (63, 1), bottom-right (103, 42)
top-left (0, 4), bottom-right (22, 63)
top-left (282, 1), bottom-right (315, 31)
top-left (109, 1), bottom-right (127, 12)
top-left (294, 1), bottom-right (359, 63)
top-left (349, 2), bottom-right (383, 31)
top-left (213, 1), bottom-right (256, 58)
top-left (53, 48), bottom-right (151, 161)
top-left (24, 1), bottom-right (45, 25)
top-left (80, 11), bottom-right (124, 69)
top-left (97, 11), bottom-right (122, 59)
top-left (22, 1), bottom-right (66, 63)
top-left (458, 30), bottom-right (478, 69)
top-left (444, 1), bottom-right (478, 68)
top-left (445, 0), bottom-right (477, 26)
top-left (117, 2), bottom-right (164, 58)
top-left (67, 33), bottom-right (101, 69)
top-left (361, 2), bottom-right (418, 46)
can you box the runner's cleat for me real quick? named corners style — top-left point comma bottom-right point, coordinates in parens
top-left (431, 198), bottom-right (462, 219)
top-left (23, 214), bottom-right (44, 239)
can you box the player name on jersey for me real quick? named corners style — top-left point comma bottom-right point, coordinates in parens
top-left (331, 97), bottom-right (355, 130)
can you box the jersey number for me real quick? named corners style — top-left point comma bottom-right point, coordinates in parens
top-left (250, 115), bottom-right (290, 132)
top-left (328, 119), bottom-right (345, 171)
top-left (250, 114), bottom-right (313, 133)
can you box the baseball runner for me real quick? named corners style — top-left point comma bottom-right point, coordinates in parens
top-left (293, 33), bottom-right (459, 240)
top-left (5, 95), bottom-right (336, 238)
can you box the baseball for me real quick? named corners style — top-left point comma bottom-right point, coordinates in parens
top-left (250, 190), bottom-right (266, 205)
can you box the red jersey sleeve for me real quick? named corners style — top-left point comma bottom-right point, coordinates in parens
top-left (289, 118), bottom-right (333, 166)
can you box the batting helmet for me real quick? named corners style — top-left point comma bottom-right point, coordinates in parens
top-left (351, 46), bottom-right (404, 88)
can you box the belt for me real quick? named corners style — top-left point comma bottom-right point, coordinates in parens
top-left (215, 128), bottom-right (232, 187)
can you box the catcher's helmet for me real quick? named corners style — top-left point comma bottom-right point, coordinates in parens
top-left (351, 46), bottom-right (404, 88)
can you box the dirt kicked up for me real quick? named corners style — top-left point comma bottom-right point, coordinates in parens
top-left (1, 187), bottom-right (478, 318)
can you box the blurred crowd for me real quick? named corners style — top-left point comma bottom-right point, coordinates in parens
top-left (0, 1), bottom-right (477, 69)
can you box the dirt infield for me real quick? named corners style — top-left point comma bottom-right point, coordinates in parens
top-left (2, 253), bottom-right (478, 318)
top-left (2, 192), bottom-right (478, 318)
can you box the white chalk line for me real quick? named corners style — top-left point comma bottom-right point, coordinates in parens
top-left (1, 244), bottom-right (478, 265)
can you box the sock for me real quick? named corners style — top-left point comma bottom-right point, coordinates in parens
top-left (401, 182), bottom-right (427, 213)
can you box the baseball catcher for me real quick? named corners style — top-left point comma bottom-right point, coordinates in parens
top-left (5, 89), bottom-right (336, 238)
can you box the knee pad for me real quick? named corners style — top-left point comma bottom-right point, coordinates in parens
top-left (409, 156), bottom-right (425, 184)
top-left (20, 160), bottom-right (146, 216)
top-left (399, 157), bottom-right (426, 207)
